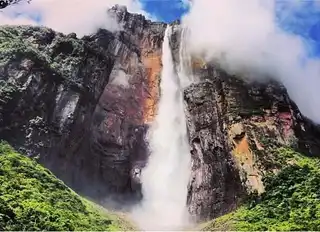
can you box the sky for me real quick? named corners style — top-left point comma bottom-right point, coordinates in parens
top-left (139, 0), bottom-right (189, 22)
top-left (140, 0), bottom-right (320, 57)
top-left (0, 0), bottom-right (319, 57)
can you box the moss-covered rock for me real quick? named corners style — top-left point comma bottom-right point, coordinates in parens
top-left (0, 141), bottom-right (134, 231)
top-left (0, 25), bottom-right (110, 92)
top-left (201, 147), bottom-right (320, 231)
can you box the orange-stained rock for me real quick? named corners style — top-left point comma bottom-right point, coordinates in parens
top-left (191, 57), bottom-right (206, 70)
top-left (141, 51), bottom-right (161, 123)
top-left (70, 6), bottom-right (166, 200)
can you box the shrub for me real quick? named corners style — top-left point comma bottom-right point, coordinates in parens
top-left (203, 147), bottom-right (320, 231)
top-left (0, 141), bottom-right (131, 231)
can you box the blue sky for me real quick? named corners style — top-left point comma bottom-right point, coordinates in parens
top-left (140, 0), bottom-right (189, 22)
top-left (140, 0), bottom-right (320, 57)
top-left (275, 1), bottom-right (320, 57)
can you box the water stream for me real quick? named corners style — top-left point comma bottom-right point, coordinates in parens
top-left (132, 25), bottom-right (192, 231)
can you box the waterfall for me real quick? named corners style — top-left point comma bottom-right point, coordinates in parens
top-left (132, 25), bottom-right (192, 231)
top-left (178, 26), bottom-right (195, 88)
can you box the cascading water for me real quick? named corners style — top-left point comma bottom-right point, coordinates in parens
top-left (178, 26), bottom-right (195, 87)
top-left (132, 25), bottom-right (192, 231)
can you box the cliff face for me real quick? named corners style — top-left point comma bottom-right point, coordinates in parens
top-left (72, 6), bottom-right (166, 202)
top-left (1, 6), bottom-right (320, 225)
top-left (173, 44), bottom-right (320, 222)
top-left (0, 6), bottom-right (166, 204)
top-left (0, 25), bottom-right (115, 199)
top-left (169, 24), bottom-right (320, 222)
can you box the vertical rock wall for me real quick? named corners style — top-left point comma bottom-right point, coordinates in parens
top-left (0, 7), bottom-right (167, 205)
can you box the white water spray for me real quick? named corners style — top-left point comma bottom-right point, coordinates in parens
top-left (178, 26), bottom-right (195, 88)
top-left (132, 25), bottom-right (192, 231)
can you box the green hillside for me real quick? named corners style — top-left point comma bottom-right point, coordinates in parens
top-left (0, 141), bottom-right (134, 231)
top-left (201, 147), bottom-right (320, 231)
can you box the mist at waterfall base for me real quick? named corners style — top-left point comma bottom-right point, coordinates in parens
top-left (182, 0), bottom-right (320, 124)
top-left (130, 26), bottom-right (192, 231)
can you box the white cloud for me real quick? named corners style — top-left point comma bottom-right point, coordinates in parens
top-left (0, 12), bottom-right (35, 26)
top-left (0, 0), bottom-right (151, 36)
top-left (182, 0), bottom-right (320, 124)
top-left (180, 0), bottom-right (190, 9)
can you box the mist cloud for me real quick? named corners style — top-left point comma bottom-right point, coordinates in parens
top-left (0, 0), bottom-right (151, 36)
top-left (183, 0), bottom-right (320, 124)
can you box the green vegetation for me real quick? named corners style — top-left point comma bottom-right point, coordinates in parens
top-left (0, 141), bottom-right (133, 231)
top-left (0, 25), bottom-right (86, 80)
top-left (0, 26), bottom-right (51, 65)
top-left (202, 147), bottom-right (320, 231)
top-left (0, 80), bottom-right (20, 104)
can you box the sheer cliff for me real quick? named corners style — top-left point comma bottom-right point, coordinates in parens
top-left (1, 5), bottom-right (320, 229)
top-left (0, 5), bottom-right (166, 204)
top-left (170, 25), bottom-right (320, 223)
